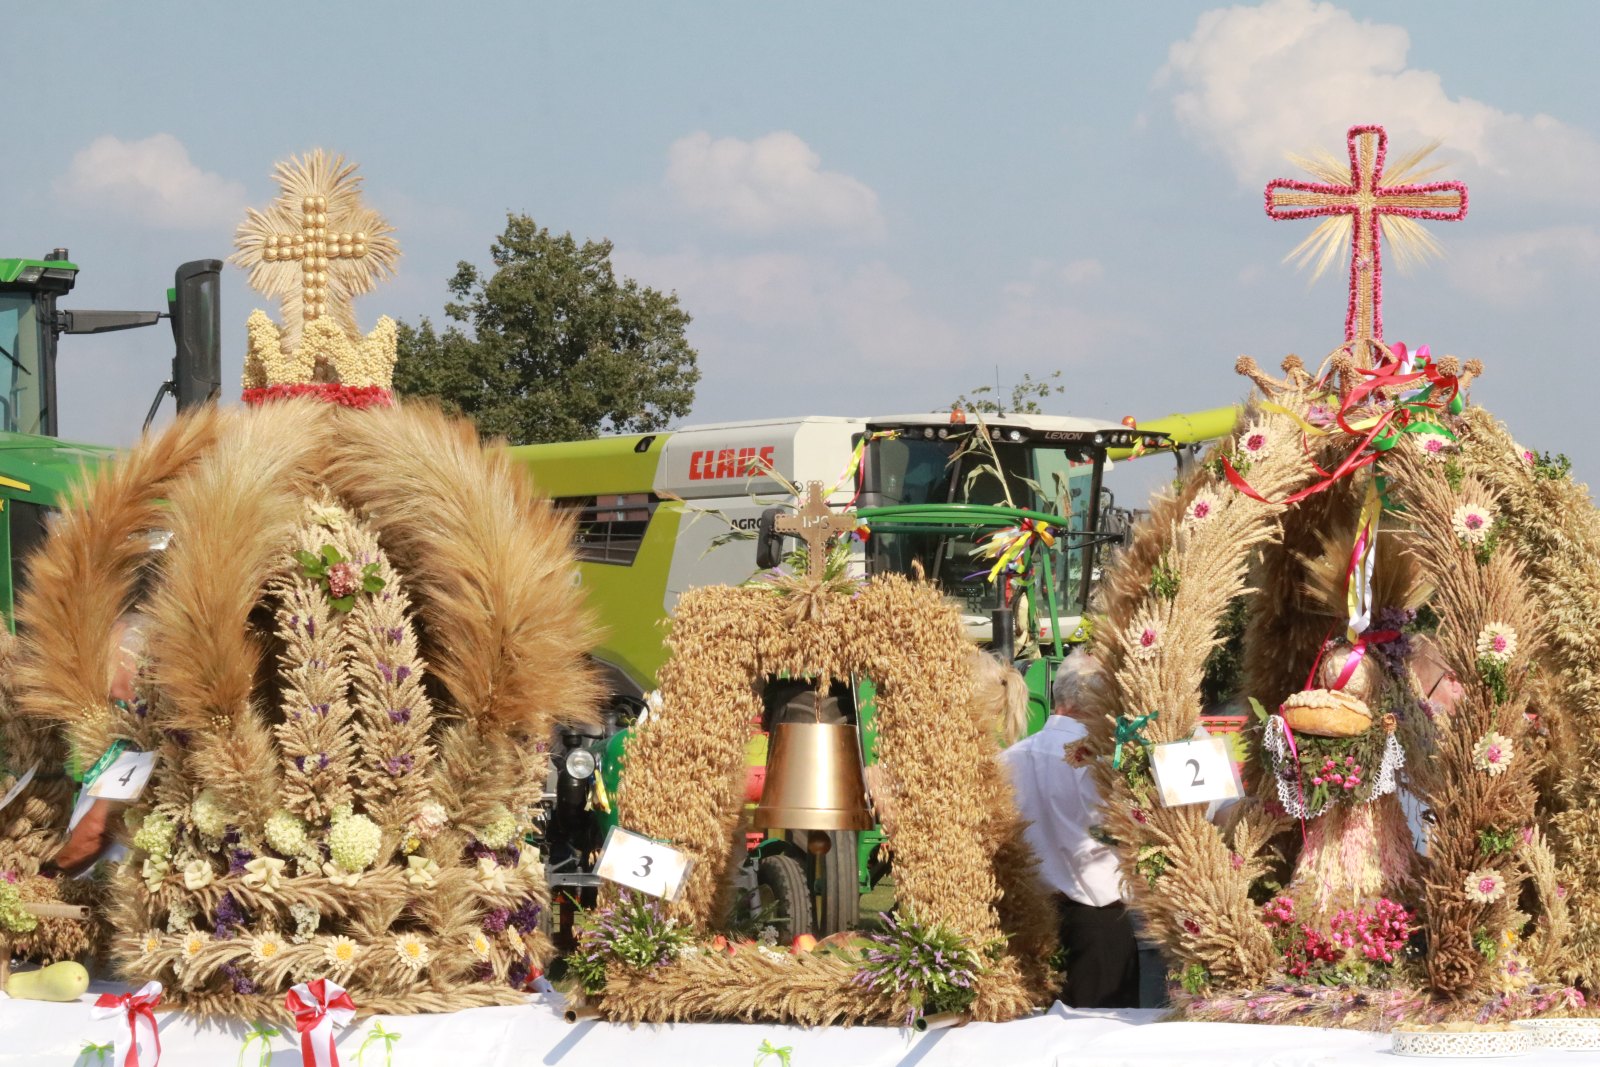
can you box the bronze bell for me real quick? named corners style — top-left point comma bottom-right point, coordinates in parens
top-left (752, 722), bottom-right (874, 832)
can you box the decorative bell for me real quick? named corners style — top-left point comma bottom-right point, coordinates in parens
top-left (752, 722), bottom-right (874, 832)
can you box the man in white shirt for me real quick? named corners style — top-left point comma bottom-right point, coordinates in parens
top-left (1002, 653), bottom-right (1138, 1008)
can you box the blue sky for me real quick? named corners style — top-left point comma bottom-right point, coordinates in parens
top-left (5, 0), bottom-right (1598, 500)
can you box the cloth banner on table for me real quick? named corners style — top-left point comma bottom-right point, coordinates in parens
top-left (89, 981), bottom-right (163, 1067)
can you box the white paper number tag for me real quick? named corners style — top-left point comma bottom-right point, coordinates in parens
top-left (0, 762), bottom-right (38, 816)
top-left (595, 826), bottom-right (692, 901)
top-left (1149, 736), bottom-right (1243, 808)
top-left (86, 750), bottom-right (156, 801)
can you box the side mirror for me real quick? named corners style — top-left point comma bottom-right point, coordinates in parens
top-left (168, 259), bottom-right (222, 411)
top-left (755, 507), bottom-right (785, 570)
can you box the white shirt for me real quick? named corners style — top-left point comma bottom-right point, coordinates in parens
top-left (1002, 715), bottom-right (1125, 907)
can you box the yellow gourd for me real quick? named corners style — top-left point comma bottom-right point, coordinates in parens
top-left (5, 960), bottom-right (90, 1001)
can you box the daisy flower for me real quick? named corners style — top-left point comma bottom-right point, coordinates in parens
top-left (1452, 503), bottom-right (1494, 545)
top-left (1186, 490), bottom-right (1220, 525)
top-left (141, 930), bottom-right (162, 956)
top-left (1236, 420), bottom-right (1272, 460)
top-left (181, 930), bottom-right (210, 961)
top-left (1413, 433), bottom-right (1453, 460)
top-left (323, 935), bottom-right (359, 969)
top-left (250, 932), bottom-right (285, 964)
top-left (1465, 867), bottom-right (1506, 904)
top-left (469, 931), bottom-right (492, 960)
top-left (394, 933), bottom-right (430, 971)
top-left (1473, 731), bottom-right (1515, 776)
top-left (1476, 623), bottom-right (1518, 663)
top-left (1128, 618), bottom-right (1161, 660)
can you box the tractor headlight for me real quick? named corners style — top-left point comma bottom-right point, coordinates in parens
top-left (564, 749), bottom-right (597, 780)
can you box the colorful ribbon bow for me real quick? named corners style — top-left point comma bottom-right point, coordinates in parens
top-left (237, 1022), bottom-right (282, 1067)
top-left (754, 1039), bottom-right (794, 1067)
top-left (1112, 710), bottom-right (1159, 769)
top-left (355, 1022), bottom-right (402, 1067)
top-left (286, 978), bottom-right (357, 1067)
top-left (974, 519), bottom-right (1055, 584)
top-left (89, 981), bottom-right (163, 1067)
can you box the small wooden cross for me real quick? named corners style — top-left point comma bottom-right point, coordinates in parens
top-left (775, 482), bottom-right (857, 580)
top-left (1266, 125), bottom-right (1467, 343)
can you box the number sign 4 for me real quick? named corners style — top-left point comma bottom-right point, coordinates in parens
top-left (85, 751), bottom-right (156, 801)
top-left (595, 826), bottom-right (693, 901)
top-left (1149, 736), bottom-right (1242, 808)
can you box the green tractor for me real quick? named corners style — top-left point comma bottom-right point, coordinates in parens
top-left (0, 250), bottom-right (223, 624)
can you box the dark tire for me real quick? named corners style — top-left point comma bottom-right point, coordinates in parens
top-left (814, 830), bottom-right (860, 937)
top-left (756, 854), bottom-right (812, 943)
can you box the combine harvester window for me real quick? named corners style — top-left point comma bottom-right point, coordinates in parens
top-left (556, 493), bottom-right (658, 565)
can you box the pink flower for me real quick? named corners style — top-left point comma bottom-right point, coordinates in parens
top-left (1465, 867), bottom-right (1506, 904)
top-left (1522, 450), bottom-right (1536, 465)
top-left (327, 561), bottom-right (362, 599)
top-left (1230, 853), bottom-right (1244, 871)
top-left (1131, 807), bottom-right (1149, 825)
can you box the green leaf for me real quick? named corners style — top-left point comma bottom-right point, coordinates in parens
top-left (293, 549), bottom-right (320, 569)
top-left (320, 544), bottom-right (344, 565)
top-left (329, 595), bottom-right (356, 612)
top-left (1248, 697), bottom-right (1268, 722)
top-left (362, 576), bottom-right (386, 593)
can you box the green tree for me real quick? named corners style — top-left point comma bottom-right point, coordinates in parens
top-left (952, 370), bottom-right (1064, 415)
top-left (394, 214), bottom-right (699, 444)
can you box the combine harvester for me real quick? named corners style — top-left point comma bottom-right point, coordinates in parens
top-left (512, 403), bottom-right (1238, 941)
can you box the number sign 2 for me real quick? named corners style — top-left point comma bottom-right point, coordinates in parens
top-left (1149, 736), bottom-right (1243, 808)
top-left (595, 826), bottom-right (693, 901)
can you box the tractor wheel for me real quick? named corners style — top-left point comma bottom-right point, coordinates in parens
top-left (813, 830), bottom-right (860, 937)
top-left (756, 854), bottom-right (812, 943)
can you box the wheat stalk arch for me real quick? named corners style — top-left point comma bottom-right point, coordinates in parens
top-left (602, 574), bottom-right (1049, 1024)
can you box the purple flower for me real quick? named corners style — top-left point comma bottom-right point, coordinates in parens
top-left (214, 892), bottom-right (250, 939)
top-left (507, 958), bottom-right (530, 988)
top-left (221, 962), bottom-right (256, 995)
top-left (509, 899), bottom-right (542, 934)
top-left (385, 754), bottom-right (415, 777)
top-left (388, 707), bottom-right (411, 724)
top-left (482, 909), bottom-right (509, 934)
top-left (385, 627), bottom-right (404, 645)
top-left (305, 619), bottom-right (316, 639)
top-left (228, 848), bottom-right (254, 876)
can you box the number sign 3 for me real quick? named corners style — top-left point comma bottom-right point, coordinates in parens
top-left (596, 826), bottom-right (693, 901)
top-left (1149, 736), bottom-right (1242, 808)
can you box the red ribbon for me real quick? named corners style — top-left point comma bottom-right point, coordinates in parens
top-left (91, 984), bottom-right (162, 1067)
top-left (1224, 347), bottom-right (1460, 507)
top-left (286, 978), bottom-right (358, 1067)
top-left (1302, 629), bottom-right (1402, 693)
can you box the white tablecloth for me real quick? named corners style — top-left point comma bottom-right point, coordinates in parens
top-left (1, 987), bottom-right (1592, 1066)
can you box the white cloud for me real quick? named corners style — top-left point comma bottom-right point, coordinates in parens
top-left (1448, 226), bottom-right (1600, 308)
top-left (54, 133), bottom-right (246, 230)
top-left (1160, 0), bottom-right (1600, 205)
top-left (664, 131), bottom-right (885, 239)
top-left (616, 246), bottom-right (1143, 412)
